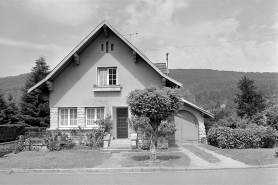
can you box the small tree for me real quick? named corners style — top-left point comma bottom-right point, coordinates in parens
top-left (127, 85), bottom-right (183, 161)
top-left (5, 93), bottom-right (19, 124)
top-left (0, 90), bottom-right (8, 125)
top-left (234, 76), bottom-right (266, 118)
top-left (20, 56), bottom-right (50, 127)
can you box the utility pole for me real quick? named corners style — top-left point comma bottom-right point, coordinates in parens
top-left (166, 53), bottom-right (169, 73)
top-left (122, 31), bottom-right (138, 43)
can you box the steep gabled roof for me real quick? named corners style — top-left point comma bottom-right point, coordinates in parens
top-left (28, 20), bottom-right (182, 93)
top-left (153, 63), bottom-right (169, 75)
top-left (181, 98), bottom-right (214, 118)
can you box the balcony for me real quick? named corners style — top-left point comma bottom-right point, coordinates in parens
top-left (93, 84), bottom-right (122, 92)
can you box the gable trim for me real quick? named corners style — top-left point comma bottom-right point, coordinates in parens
top-left (181, 98), bottom-right (214, 118)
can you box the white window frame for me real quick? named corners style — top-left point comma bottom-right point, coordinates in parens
top-left (59, 108), bottom-right (77, 127)
top-left (97, 67), bottom-right (117, 86)
top-left (85, 107), bottom-right (105, 127)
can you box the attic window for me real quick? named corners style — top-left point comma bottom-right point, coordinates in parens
top-left (106, 42), bottom-right (108, 53)
top-left (101, 44), bottom-right (104, 51)
top-left (111, 44), bottom-right (114, 51)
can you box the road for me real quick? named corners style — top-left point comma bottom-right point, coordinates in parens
top-left (0, 168), bottom-right (277, 185)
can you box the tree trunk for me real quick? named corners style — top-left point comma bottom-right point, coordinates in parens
top-left (149, 132), bottom-right (157, 162)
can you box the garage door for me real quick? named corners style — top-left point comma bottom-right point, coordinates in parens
top-left (170, 110), bottom-right (199, 143)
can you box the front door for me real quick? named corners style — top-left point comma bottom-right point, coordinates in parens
top-left (117, 108), bottom-right (128, 138)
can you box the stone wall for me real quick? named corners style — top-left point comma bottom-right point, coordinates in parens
top-left (77, 107), bottom-right (85, 128)
top-left (198, 123), bottom-right (206, 143)
top-left (50, 108), bottom-right (58, 129)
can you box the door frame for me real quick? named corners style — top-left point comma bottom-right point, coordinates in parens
top-left (112, 106), bottom-right (129, 139)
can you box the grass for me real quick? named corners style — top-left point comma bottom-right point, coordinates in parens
top-left (0, 148), bottom-right (111, 169)
top-left (199, 144), bottom-right (278, 166)
top-left (183, 145), bottom-right (220, 163)
top-left (121, 152), bottom-right (190, 167)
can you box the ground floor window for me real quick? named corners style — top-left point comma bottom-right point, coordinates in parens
top-left (59, 108), bottom-right (77, 127)
top-left (86, 108), bottom-right (105, 126)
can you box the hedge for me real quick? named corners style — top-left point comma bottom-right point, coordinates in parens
top-left (207, 126), bottom-right (278, 149)
top-left (0, 124), bottom-right (26, 142)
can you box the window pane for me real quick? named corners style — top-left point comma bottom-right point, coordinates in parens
top-left (87, 108), bottom-right (95, 125)
top-left (97, 108), bottom-right (104, 119)
top-left (69, 108), bottom-right (77, 125)
top-left (99, 69), bottom-right (108, 85)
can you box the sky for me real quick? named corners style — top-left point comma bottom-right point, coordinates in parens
top-left (0, 0), bottom-right (277, 77)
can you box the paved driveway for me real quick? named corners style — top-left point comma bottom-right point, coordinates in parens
top-left (177, 143), bottom-right (248, 169)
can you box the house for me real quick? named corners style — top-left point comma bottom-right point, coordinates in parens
top-left (28, 20), bottom-right (213, 143)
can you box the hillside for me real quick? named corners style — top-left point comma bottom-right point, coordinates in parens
top-left (0, 73), bottom-right (29, 103)
top-left (0, 69), bottom-right (277, 110)
top-left (169, 69), bottom-right (278, 109)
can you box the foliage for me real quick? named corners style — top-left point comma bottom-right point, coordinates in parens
top-left (20, 56), bottom-right (50, 127)
top-left (94, 115), bottom-right (113, 134)
top-left (251, 105), bottom-right (278, 130)
top-left (0, 90), bottom-right (19, 125)
top-left (207, 126), bottom-right (278, 149)
top-left (234, 76), bottom-right (266, 118)
top-left (43, 130), bottom-right (75, 151)
top-left (0, 124), bottom-right (25, 141)
top-left (157, 120), bottom-right (176, 139)
top-left (204, 107), bottom-right (232, 133)
top-left (85, 129), bottom-right (104, 149)
top-left (127, 86), bottom-right (183, 161)
top-left (215, 113), bottom-right (250, 129)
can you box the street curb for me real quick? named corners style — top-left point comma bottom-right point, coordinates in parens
top-left (0, 165), bottom-right (277, 174)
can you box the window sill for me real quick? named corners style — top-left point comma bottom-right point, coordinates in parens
top-left (93, 85), bottom-right (122, 92)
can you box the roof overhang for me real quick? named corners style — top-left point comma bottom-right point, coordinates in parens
top-left (28, 20), bottom-right (182, 93)
top-left (181, 98), bottom-right (214, 118)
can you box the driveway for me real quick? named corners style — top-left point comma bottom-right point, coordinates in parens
top-left (177, 143), bottom-right (248, 169)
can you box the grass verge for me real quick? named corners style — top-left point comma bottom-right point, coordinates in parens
top-left (200, 144), bottom-right (278, 166)
top-left (0, 149), bottom-right (111, 169)
top-left (182, 145), bottom-right (220, 163)
top-left (121, 152), bottom-right (190, 167)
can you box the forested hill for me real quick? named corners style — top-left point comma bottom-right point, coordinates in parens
top-left (0, 69), bottom-right (277, 110)
top-left (0, 73), bottom-right (29, 103)
top-left (169, 69), bottom-right (278, 110)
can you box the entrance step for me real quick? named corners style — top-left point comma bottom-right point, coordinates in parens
top-left (107, 139), bottom-right (132, 150)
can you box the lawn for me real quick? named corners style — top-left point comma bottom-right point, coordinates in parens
top-left (183, 145), bottom-right (220, 163)
top-left (121, 151), bottom-right (190, 167)
top-left (0, 148), bottom-right (111, 169)
top-left (200, 144), bottom-right (278, 166)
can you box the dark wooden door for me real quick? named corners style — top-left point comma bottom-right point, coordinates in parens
top-left (117, 108), bottom-right (128, 138)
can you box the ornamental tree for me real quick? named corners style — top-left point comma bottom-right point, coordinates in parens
top-left (20, 56), bottom-right (50, 127)
top-left (126, 85), bottom-right (183, 161)
top-left (234, 76), bottom-right (266, 118)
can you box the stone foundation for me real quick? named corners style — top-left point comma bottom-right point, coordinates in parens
top-left (50, 108), bottom-right (58, 129)
top-left (198, 123), bottom-right (206, 143)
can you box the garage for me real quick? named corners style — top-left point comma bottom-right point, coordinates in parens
top-left (170, 110), bottom-right (199, 143)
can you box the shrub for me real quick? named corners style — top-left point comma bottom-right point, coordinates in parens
top-left (94, 115), bottom-right (113, 134)
top-left (0, 124), bottom-right (26, 142)
top-left (157, 120), bottom-right (176, 139)
top-left (86, 129), bottom-right (104, 149)
top-left (43, 130), bottom-right (75, 151)
top-left (207, 126), bottom-right (278, 149)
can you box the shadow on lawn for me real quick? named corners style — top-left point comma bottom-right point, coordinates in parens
top-left (132, 155), bottom-right (180, 161)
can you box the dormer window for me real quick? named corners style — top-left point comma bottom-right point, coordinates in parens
top-left (98, 67), bottom-right (117, 86)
